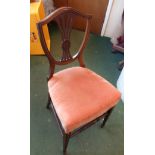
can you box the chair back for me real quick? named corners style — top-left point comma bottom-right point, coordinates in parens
top-left (37, 7), bottom-right (92, 79)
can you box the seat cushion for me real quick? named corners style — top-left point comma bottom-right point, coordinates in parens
top-left (48, 67), bottom-right (121, 133)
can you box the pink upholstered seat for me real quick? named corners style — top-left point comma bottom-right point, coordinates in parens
top-left (48, 67), bottom-right (121, 133)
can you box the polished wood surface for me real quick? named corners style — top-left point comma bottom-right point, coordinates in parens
top-left (69, 0), bottom-right (109, 34)
top-left (37, 7), bottom-right (92, 79)
top-left (30, 0), bottom-right (38, 2)
top-left (53, 0), bottom-right (109, 34)
top-left (53, 0), bottom-right (68, 7)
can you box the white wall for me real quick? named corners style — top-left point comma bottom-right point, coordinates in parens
top-left (101, 0), bottom-right (124, 44)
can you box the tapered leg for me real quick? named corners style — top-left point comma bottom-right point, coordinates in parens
top-left (101, 108), bottom-right (114, 128)
top-left (63, 133), bottom-right (71, 153)
top-left (46, 93), bottom-right (51, 109)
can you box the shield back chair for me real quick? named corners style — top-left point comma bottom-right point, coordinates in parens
top-left (37, 7), bottom-right (121, 153)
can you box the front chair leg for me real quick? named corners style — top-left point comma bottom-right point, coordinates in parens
top-left (101, 108), bottom-right (114, 128)
top-left (63, 133), bottom-right (71, 153)
top-left (46, 93), bottom-right (51, 109)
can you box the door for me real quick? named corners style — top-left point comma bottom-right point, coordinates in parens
top-left (53, 0), bottom-right (109, 34)
top-left (53, 0), bottom-right (68, 7)
top-left (68, 0), bottom-right (109, 34)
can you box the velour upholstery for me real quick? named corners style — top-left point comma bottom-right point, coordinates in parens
top-left (48, 67), bottom-right (121, 133)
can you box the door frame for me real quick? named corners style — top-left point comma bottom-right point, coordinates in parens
top-left (101, 0), bottom-right (114, 36)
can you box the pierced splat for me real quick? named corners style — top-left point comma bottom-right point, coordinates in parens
top-left (54, 13), bottom-right (74, 62)
top-left (37, 7), bottom-right (92, 78)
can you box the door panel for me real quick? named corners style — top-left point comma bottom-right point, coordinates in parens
top-left (53, 0), bottom-right (68, 7)
top-left (52, 0), bottom-right (109, 34)
top-left (68, 0), bottom-right (109, 34)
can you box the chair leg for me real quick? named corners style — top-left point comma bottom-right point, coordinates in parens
top-left (101, 108), bottom-right (113, 128)
top-left (46, 93), bottom-right (51, 109)
top-left (63, 133), bottom-right (71, 153)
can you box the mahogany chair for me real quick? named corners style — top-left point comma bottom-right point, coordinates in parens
top-left (37, 7), bottom-right (121, 153)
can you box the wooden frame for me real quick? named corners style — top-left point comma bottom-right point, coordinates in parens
top-left (37, 7), bottom-right (92, 80)
top-left (37, 7), bottom-right (114, 153)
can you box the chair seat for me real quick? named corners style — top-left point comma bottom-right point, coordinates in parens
top-left (48, 67), bottom-right (121, 133)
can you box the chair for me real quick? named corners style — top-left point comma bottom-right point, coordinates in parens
top-left (37, 7), bottom-right (121, 153)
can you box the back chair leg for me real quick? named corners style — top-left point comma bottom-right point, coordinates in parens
top-left (101, 108), bottom-right (114, 128)
top-left (46, 93), bottom-right (51, 109)
top-left (63, 133), bottom-right (71, 153)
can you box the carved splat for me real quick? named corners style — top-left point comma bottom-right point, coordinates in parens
top-left (37, 7), bottom-right (92, 78)
top-left (54, 13), bottom-right (74, 62)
